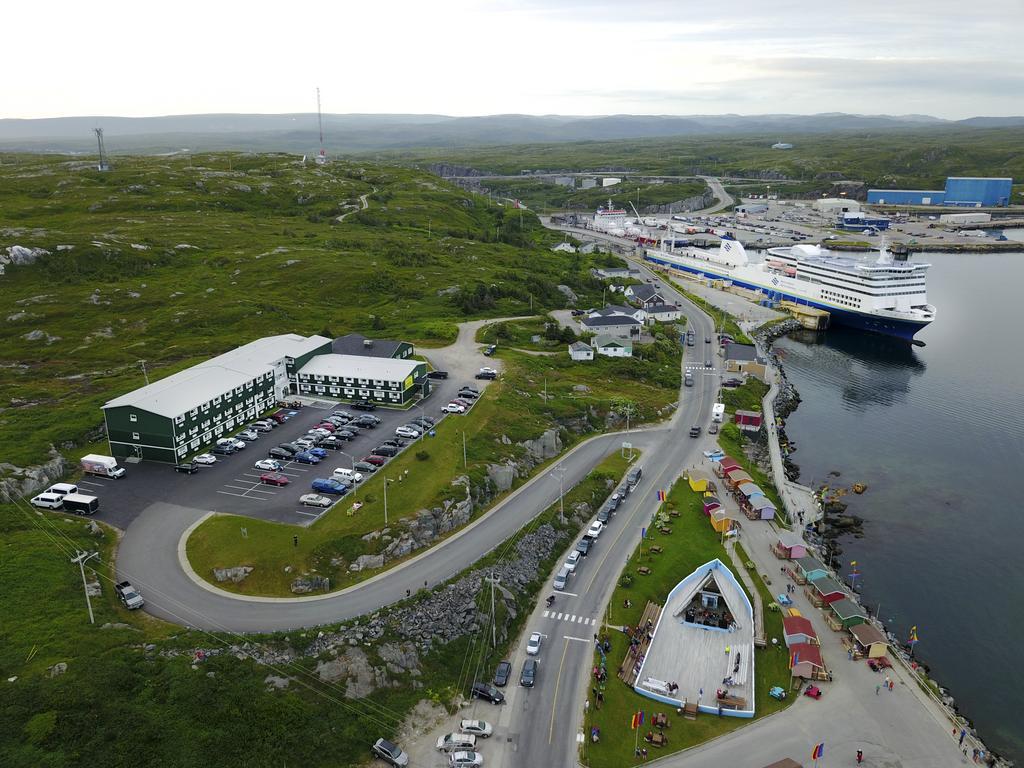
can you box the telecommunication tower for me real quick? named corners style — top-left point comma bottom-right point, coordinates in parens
top-left (94, 128), bottom-right (111, 171)
top-left (315, 88), bottom-right (327, 164)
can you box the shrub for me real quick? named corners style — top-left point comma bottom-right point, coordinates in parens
top-left (415, 450), bottom-right (430, 461)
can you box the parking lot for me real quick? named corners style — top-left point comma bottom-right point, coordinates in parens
top-left (85, 371), bottom-right (487, 530)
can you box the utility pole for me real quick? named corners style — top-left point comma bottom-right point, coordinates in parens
top-left (383, 476), bottom-right (390, 525)
top-left (552, 464), bottom-right (567, 523)
top-left (485, 573), bottom-right (501, 647)
top-left (139, 360), bottom-right (149, 385)
top-left (71, 550), bottom-right (100, 624)
top-left (462, 431), bottom-right (468, 468)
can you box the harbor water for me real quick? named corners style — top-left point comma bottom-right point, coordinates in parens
top-left (771, 248), bottom-right (1024, 763)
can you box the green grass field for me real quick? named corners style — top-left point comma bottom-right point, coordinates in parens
top-left (581, 482), bottom-right (792, 768)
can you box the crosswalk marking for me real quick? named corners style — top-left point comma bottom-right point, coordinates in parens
top-left (542, 610), bottom-right (595, 626)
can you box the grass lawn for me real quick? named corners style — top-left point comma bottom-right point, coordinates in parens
top-left (186, 345), bottom-right (679, 596)
top-left (581, 482), bottom-right (792, 768)
top-left (720, 378), bottom-right (770, 415)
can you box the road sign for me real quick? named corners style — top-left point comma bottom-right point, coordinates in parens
top-left (622, 442), bottom-right (632, 450)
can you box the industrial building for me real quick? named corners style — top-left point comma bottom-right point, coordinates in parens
top-left (839, 211), bottom-right (891, 231)
top-left (295, 355), bottom-right (426, 404)
top-left (867, 177), bottom-right (1013, 207)
top-left (102, 334), bottom-right (332, 463)
top-left (813, 198), bottom-right (861, 215)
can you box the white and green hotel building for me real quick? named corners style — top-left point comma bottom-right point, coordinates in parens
top-left (103, 333), bottom-right (429, 463)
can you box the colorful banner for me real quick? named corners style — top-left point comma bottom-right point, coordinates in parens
top-left (811, 742), bottom-right (825, 761)
top-left (657, 490), bottom-right (666, 502)
top-left (908, 625), bottom-right (919, 644)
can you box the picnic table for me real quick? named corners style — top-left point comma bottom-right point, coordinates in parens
top-left (649, 545), bottom-right (663, 554)
top-left (658, 526), bottom-right (673, 535)
top-left (637, 566), bottom-right (651, 575)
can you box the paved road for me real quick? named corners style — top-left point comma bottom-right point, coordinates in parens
top-left (696, 176), bottom-right (735, 215)
top-left (468, 263), bottom-right (718, 768)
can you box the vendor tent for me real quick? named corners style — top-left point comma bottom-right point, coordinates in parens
top-left (788, 642), bottom-right (825, 679)
top-left (849, 623), bottom-right (888, 658)
top-left (775, 532), bottom-right (806, 559)
top-left (796, 556), bottom-right (828, 582)
top-left (829, 598), bottom-right (868, 629)
top-left (809, 575), bottom-right (847, 604)
top-left (749, 495), bottom-right (777, 519)
top-left (783, 615), bottom-right (818, 646)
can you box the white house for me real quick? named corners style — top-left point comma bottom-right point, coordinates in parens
top-left (568, 341), bottom-right (594, 361)
top-left (594, 334), bottom-right (632, 357)
top-left (580, 315), bottom-right (643, 339)
top-left (587, 304), bottom-right (647, 323)
top-left (646, 304), bottom-right (683, 323)
top-left (551, 242), bottom-right (577, 253)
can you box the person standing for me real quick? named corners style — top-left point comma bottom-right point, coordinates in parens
top-left (856, 750), bottom-right (863, 764)
top-left (959, 728), bottom-right (967, 747)
top-left (875, 683), bottom-right (881, 695)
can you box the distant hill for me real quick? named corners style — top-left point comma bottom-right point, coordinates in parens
top-left (2, 112), bottom-right (1023, 155)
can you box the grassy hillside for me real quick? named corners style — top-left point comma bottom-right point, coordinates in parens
top-left (0, 153), bottom-right (612, 468)
top-left (396, 127), bottom-right (1024, 196)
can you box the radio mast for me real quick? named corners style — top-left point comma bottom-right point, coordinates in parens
top-left (94, 128), bottom-right (111, 171)
top-left (315, 88), bottom-right (327, 164)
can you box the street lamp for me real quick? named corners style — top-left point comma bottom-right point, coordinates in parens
top-left (551, 464), bottom-right (567, 522)
top-left (383, 475), bottom-right (394, 525)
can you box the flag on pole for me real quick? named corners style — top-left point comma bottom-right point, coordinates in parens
top-left (790, 650), bottom-right (800, 668)
top-left (657, 490), bottom-right (666, 502)
top-left (638, 710), bottom-right (645, 726)
top-left (908, 625), bottom-right (919, 644)
top-left (641, 527), bottom-right (646, 540)
top-left (630, 712), bottom-right (638, 730)
top-left (811, 742), bottom-right (825, 761)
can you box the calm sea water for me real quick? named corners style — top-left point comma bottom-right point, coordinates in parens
top-left (771, 245), bottom-right (1024, 762)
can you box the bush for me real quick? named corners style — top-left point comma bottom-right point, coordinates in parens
top-left (415, 450), bottom-right (430, 461)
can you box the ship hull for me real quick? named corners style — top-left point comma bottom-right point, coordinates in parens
top-left (644, 251), bottom-right (931, 341)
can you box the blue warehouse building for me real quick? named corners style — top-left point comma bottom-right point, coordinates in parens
top-left (868, 177), bottom-right (1013, 207)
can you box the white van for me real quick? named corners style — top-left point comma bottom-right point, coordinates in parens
top-left (553, 566), bottom-right (571, 591)
top-left (435, 733), bottom-right (477, 753)
top-left (31, 492), bottom-right (64, 509)
top-left (333, 468), bottom-right (364, 483)
top-left (48, 483), bottom-right (79, 496)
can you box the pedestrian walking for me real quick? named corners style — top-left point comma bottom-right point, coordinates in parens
top-left (875, 683), bottom-right (880, 695)
top-left (848, 648), bottom-right (854, 661)
top-left (856, 749), bottom-right (863, 764)
top-left (642, 747), bottom-right (648, 760)
top-left (960, 728), bottom-right (967, 746)
top-left (889, 679), bottom-right (894, 692)
top-left (884, 675), bottom-right (891, 690)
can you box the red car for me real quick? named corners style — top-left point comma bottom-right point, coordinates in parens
top-left (315, 422), bottom-right (337, 432)
top-left (362, 455), bottom-right (386, 467)
top-left (804, 685), bottom-right (823, 700)
top-left (269, 412), bottom-right (288, 424)
top-left (259, 472), bottom-right (290, 486)
top-left (451, 398), bottom-right (471, 407)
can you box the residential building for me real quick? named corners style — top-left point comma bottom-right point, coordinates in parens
top-left (587, 304), bottom-right (647, 323)
top-left (724, 342), bottom-right (768, 380)
top-left (580, 314), bottom-right (643, 339)
top-left (645, 304), bottom-right (682, 323)
top-left (568, 341), bottom-right (594, 361)
top-left (624, 284), bottom-right (666, 307)
top-left (102, 334), bottom-right (332, 463)
top-left (296, 355), bottom-right (427, 405)
top-left (594, 335), bottom-right (632, 357)
top-left (550, 242), bottom-right (576, 253)
top-left (331, 333), bottom-right (414, 360)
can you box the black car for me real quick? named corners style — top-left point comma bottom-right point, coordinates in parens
top-left (353, 461), bottom-right (378, 474)
top-left (278, 443), bottom-right (301, 455)
top-left (427, 370), bottom-right (449, 380)
top-left (457, 389), bottom-right (480, 400)
top-left (335, 429), bottom-right (356, 440)
top-left (689, 425), bottom-right (702, 438)
top-left (596, 506), bottom-right (611, 523)
top-left (493, 661), bottom-right (512, 687)
top-left (576, 538), bottom-right (592, 556)
top-left (704, 360), bottom-right (713, 368)
top-left (471, 682), bottom-right (505, 704)
top-left (211, 444), bottom-right (236, 455)
top-left (319, 439), bottom-right (342, 450)
top-left (174, 462), bottom-right (199, 474)
top-left (460, 386), bottom-right (480, 396)
top-left (483, 344), bottom-right (497, 356)
top-left (351, 400), bottom-right (377, 411)
top-left (380, 439), bottom-right (405, 449)
top-left (475, 371), bottom-right (497, 380)
top-left (520, 658), bottom-right (538, 688)
top-left (268, 447), bottom-right (292, 460)
top-left (705, 336), bottom-right (711, 343)
top-left (372, 445), bottom-right (398, 457)
top-left (353, 418), bottom-right (378, 429)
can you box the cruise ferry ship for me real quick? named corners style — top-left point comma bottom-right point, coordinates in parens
top-left (644, 239), bottom-right (935, 340)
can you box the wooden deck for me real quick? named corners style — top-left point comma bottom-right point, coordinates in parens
top-left (617, 601), bottom-right (663, 687)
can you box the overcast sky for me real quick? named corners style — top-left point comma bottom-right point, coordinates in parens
top-left (5, 0), bottom-right (1023, 119)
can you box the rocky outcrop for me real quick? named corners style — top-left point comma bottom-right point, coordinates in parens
top-left (291, 575), bottom-right (330, 593)
top-left (426, 163), bottom-right (486, 178)
top-left (641, 191), bottom-right (715, 215)
top-left (487, 462), bottom-right (517, 493)
top-left (0, 450), bottom-right (68, 501)
top-left (0, 245), bottom-right (49, 275)
top-left (521, 428), bottom-right (562, 462)
top-left (213, 566), bottom-right (253, 583)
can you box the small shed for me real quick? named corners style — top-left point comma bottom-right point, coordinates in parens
top-left (725, 468), bottom-right (753, 486)
top-left (796, 556), bottom-right (828, 583)
top-left (849, 622), bottom-right (888, 658)
top-left (829, 598), bottom-right (869, 629)
top-left (688, 470), bottom-right (712, 492)
top-left (809, 575), bottom-right (847, 605)
top-left (749, 495), bottom-right (777, 520)
top-left (719, 456), bottom-right (741, 473)
top-left (568, 341), bottom-right (594, 361)
top-left (782, 615), bottom-right (818, 647)
top-left (709, 507), bottom-right (736, 533)
top-left (774, 531), bottom-right (807, 560)
top-left (734, 410), bottom-right (763, 429)
top-left (789, 642), bottom-right (826, 680)
top-left (738, 482), bottom-right (764, 498)
top-left (702, 496), bottom-right (722, 515)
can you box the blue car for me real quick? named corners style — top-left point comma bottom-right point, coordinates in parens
top-left (311, 478), bottom-right (348, 495)
top-left (308, 447), bottom-right (328, 458)
top-left (294, 451), bottom-right (321, 465)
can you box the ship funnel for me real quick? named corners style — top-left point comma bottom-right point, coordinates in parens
top-left (718, 238), bottom-right (748, 266)
top-left (875, 237), bottom-right (894, 265)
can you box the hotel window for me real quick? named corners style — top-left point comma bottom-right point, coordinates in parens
top-left (132, 432), bottom-right (140, 440)
top-left (129, 413), bottom-right (138, 422)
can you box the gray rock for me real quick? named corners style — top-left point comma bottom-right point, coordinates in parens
top-left (487, 462), bottom-right (517, 493)
top-left (100, 622), bottom-right (132, 630)
top-left (557, 284), bottom-right (579, 303)
top-left (85, 581), bottom-right (102, 597)
top-left (48, 662), bottom-right (68, 677)
top-left (213, 566), bottom-right (253, 583)
top-left (264, 675), bottom-right (291, 689)
top-left (349, 554), bottom-right (384, 572)
top-left (291, 575), bottom-right (330, 594)
top-left (573, 384), bottom-right (591, 393)
top-left (520, 428), bottom-right (562, 461)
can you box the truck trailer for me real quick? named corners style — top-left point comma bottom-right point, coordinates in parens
top-left (62, 493), bottom-right (100, 515)
top-left (80, 454), bottom-right (126, 479)
top-left (711, 403), bottom-right (726, 423)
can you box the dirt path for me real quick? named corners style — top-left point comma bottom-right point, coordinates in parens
top-left (334, 187), bottom-right (375, 223)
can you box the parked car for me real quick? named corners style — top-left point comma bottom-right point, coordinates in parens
top-left (307, 447), bottom-right (327, 458)
top-left (459, 386), bottom-right (480, 397)
top-left (260, 472), bottom-right (290, 486)
top-left (520, 658), bottom-right (538, 687)
top-left (218, 437), bottom-right (246, 450)
top-left (427, 370), bottom-right (449, 379)
top-left (255, 459), bottom-right (281, 471)
top-left (174, 462), bottom-right (200, 474)
top-left (250, 422), bottom-right (274, 432)
top-left (708, 423), bottom-right (719, 435)
top-left (299, 494), bottom-right (333, 508)
top-left (493, 661), bottom-right (512, 687)
top-left (372, 445), bottom-right (398, 457)
top-left (295, 437), bottom-right (317, 449)
top-left (586, 521), bottom-right (604, 538)
top-left (30, 493), bottom-right (64, 509)
top-left (450, 398), bottom-right (471, 408)
top-left (442, 403), bottom-right (466, 414)
top-left (115, 581), bottom-right (145, 610)
top-left (268, 447), bottom-right (292, 460)
top-left (475, 370), bottom-right (497, 380)
top-left (564, 550), bottom-right (582, 572)
top-left (576, 538), bottom-right (592, 556)
top-left (449, 751), bottom-right (484, 768)
top-left (371, 738), bottom-right (409, 767)
top-left (311, 478), bottom-right (348, 495)
top-left (277, 443), bottom-right (301, 455)
top-left (379, 439), bottom-right (404, 449)
top-left (459, 719), bottom-right (493, 738)
top-left (353, 461), bottom-right (378, 474)
top-left (194, 453), bottom-right (218, 465)
top-left (395, 426), bottom-right (419, 439)
top-left (315, 422), bottom-right (337, 432)
top-left (351, 400), bottom-right (377, 411)
top-left (362, 455), bottom-right (386, 467)
top-left (211, 444), bottom-right (236, 456)
top-left (457, 389), bottom-right (480, 400)
top-left (237, 429), bottom-right (259, 442)
top-left (526, 632), bottom-right (542, 655)
top-left (609, 493), bottom-right (621, 510)
top-left (308, 428), bottom-right (331, 438)
top-left (294, 452), bottom-right (321, 465)
top-left (335, 430), bottom-right (357, 441)
top-left (470, 682), bottom-right (505, 704)
top-left (483, 344), bottom-right (497, 356)
top-left (596, 506), bottom-right (611, 523)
